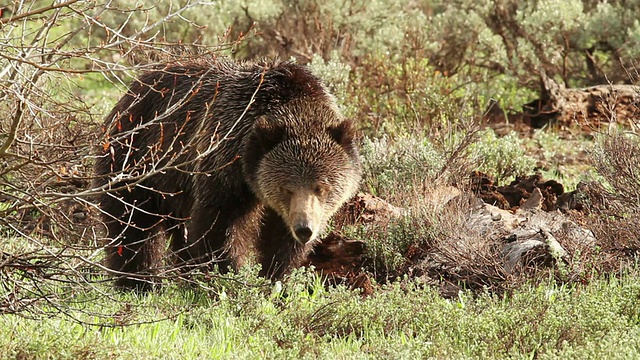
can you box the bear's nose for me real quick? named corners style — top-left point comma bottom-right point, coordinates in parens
top-left (294, 224), bottom-right (313, 242)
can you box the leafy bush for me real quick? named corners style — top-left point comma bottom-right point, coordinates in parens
top-left (470, 129), bottom-right (537, 185)
top-left (360, 135), bottom-right (444, 197)
top-left (345, 57), bottom-right (478, 135)
top-left (307, 52), bottom-right (352, 109)
top-left (345, 215), bottom-right (434, 278)
top-left (213, 0), bottom-right (640, 135)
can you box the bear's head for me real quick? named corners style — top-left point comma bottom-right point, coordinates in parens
top-left (243, 100), bottom-right (362, 243)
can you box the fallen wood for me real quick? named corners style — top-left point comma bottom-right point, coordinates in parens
top-left (525, 72), bottom-right (640, 130)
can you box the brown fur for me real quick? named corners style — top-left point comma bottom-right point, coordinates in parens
top-left (93, 58), bottom-right (361, 290)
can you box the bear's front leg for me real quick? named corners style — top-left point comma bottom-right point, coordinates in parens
top-left (178, 197), bottom-right (260, 274)
top-left (177, 205), bottom-right (230, 272)
top-left (257, 208), bottom-right (313, 279)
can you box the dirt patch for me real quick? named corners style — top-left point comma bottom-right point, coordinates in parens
top-left (305, 232), bottom-right (374, 296)
top-left (471, 172), bottom-right (582, 212)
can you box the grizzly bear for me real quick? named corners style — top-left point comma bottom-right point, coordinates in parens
top-left (93, 58), bottom-right (362, 290)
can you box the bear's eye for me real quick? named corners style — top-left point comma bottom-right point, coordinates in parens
top-left (313, 184), bottom-right (330, 197)
top-left (281, 187), bottom-right (293, 199)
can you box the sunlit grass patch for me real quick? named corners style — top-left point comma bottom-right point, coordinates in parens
top-left (2, 270), bottom-right (640, 359)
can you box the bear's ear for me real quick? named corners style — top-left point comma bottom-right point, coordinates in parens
top-left (253, 116), bottom-right (284, 153)
top-left (328, 120), bottom-right (355, 149)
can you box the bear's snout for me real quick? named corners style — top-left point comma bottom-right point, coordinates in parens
top-left (288, 190), bottom-right (324, 243)
top-left (293, 222), bottom-right (313, 242)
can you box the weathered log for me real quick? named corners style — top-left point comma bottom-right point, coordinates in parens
top-left (525, 72), bottom-right (640, 130)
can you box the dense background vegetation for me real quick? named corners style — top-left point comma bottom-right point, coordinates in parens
top-left (1, 0), bottom-right (639, 358)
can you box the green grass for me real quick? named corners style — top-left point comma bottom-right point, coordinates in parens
top-left (2, 268), bottom-right (640, 359)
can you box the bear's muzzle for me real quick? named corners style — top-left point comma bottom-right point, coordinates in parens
top-left (288, 190), bottom-right (323, 243)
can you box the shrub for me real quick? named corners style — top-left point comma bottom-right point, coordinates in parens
top-left (592, 134), bottom-right (640, 206)
top-left (470, 129), bottom-right (537, 185)
top-left (360, 135), bottom-right (445, 198)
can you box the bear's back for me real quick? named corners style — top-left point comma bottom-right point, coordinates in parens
top-left (95, 58), bottom-right (336, 198)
